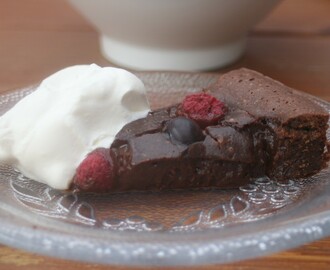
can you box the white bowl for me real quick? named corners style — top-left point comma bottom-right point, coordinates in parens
top-left (68, 0), bottom-right (279, 71)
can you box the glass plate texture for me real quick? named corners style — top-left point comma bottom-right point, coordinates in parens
top-left (0, 72), bottom-right (330, 267)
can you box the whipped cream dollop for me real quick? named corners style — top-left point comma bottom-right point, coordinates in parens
top-left (0, 64), bottom-right (150, 189)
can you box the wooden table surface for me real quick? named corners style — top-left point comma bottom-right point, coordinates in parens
top-left (0, 0), bottom-right (330, 269)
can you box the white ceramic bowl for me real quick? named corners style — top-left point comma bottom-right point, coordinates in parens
top-left (68, 0), bottom-right (279, 71)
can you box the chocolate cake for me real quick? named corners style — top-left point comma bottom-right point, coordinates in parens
top-left (73, 68), bottom-right (329, 192)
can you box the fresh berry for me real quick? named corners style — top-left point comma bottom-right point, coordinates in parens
top-left (73, 148), bottom-right (114, 192)
top-left (166, 117), bottom-right (204, 145)
top-left (178, 93), bottom-right (226, 128)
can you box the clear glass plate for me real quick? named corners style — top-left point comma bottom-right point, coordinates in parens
top-left (0, 72), bottom-right (330, 266)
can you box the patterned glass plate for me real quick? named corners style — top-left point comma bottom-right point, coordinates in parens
top-left (0, 72), bottom-right (330, 266)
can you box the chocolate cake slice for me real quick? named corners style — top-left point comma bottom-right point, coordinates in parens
top-left (73, 68), bottom-right (329, 192)
top-left (207, 68), bottom-right (329, 180)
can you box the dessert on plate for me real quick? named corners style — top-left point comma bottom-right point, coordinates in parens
top-left (0, 65), bottom-right (328, 193)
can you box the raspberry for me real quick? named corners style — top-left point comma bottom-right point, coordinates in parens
top-left (178, 93), bottom-right (226, 127)
top-left (73, 148), bottom-right (114, 192)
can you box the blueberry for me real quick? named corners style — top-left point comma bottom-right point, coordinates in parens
top-left (166, 117), bottom-right (204, 145)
